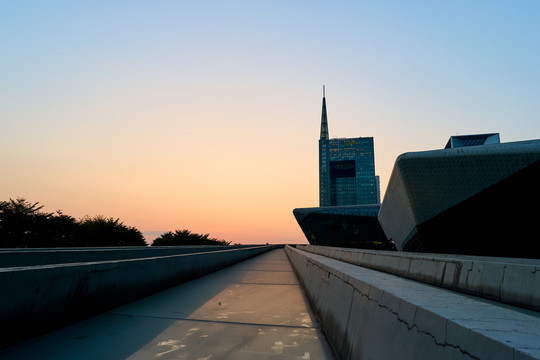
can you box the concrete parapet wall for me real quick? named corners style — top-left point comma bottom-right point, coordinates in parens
top-left (286, 245), bottom-right (540, 360)
top-left (297, 245), bottom-right (540, 312)
top-left (0, 245), bottom-right (258, 267)
top-left (0, 245), bottom-right (278, 349)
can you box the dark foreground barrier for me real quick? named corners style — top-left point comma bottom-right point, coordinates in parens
top-left (0, 245), bottom-right (279, 349)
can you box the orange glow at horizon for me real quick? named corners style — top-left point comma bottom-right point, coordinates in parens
top-left (1, 1), bottom-right (539, 245)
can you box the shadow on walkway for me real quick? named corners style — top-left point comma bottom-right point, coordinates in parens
top-left (0, 249), bottom-right (333, 360)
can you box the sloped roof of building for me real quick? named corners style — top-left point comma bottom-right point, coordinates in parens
top-left (444, 133), bottom-right (500, 149)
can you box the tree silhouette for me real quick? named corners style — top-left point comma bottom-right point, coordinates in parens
top-left (151, 229), bottom-right (230, 246)
top-left (79, 215), bottom-right (146, 247)
top-left (0, 198), bottom-right (54, 247)
top-left (1, 198), bottom-right (228, 248)
top-left (0, 198), bottom-right (145, 248)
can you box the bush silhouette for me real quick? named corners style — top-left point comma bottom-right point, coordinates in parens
top-left (0, 198), bottom-right (145, 248)
top-left (0, 198), bottom-right (228, 248)
top-left (152, 229), bottom-right (230, 246)
top-left (79, 215), bottom-right (146, 247)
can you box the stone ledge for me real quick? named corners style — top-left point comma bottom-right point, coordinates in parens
top-left (286, 245), bottom-right (540, 360)
top-left (297, 245), bottom-right (540, 312)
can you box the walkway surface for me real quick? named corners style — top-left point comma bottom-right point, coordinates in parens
top-left (1, 249), bottom-right (334, 360)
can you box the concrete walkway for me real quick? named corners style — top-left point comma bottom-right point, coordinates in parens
top-left (1, 249), bottom-right (334, 359)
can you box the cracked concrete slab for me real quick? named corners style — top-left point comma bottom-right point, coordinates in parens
top-left (287, 245), bottom-right (540, 360)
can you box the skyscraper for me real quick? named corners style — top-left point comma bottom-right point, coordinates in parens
top-left (319, 87), bottom-right (379, 206)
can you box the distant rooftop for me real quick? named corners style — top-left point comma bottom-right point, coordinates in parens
top-left (444, 133), bottom-right (500, 149)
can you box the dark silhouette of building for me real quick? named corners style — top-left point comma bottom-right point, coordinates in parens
top-left (293, 205), bottom-right (394, 250)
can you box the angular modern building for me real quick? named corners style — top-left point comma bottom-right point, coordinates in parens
top-left (293, 205), bottom-right (395, 250)
top-left (444, 133), bottom-right (500, 149)
top-left (319, 87), bottom-right (379, 206)
top-left (378, 135), bottom-right (540, 258)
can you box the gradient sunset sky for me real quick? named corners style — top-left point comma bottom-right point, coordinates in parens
top-left (1, 1), bottom-right (539, 244)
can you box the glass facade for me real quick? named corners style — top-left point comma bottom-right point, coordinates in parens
top-left (318, 89), bottom-right (379, 207)
top-left (320, 137), bottom-right (378, 206)
top-left (444, 133), bottom-right (500, 149)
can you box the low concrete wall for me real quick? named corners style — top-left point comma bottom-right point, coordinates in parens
top-left (0, 245), bottom-right (255, 267)
top-left (286, 245), bottom-right (540, 360)
top-left (0, 245), bottom-right (279, 349)
top-left (297, 245), bottom-right (540, 312)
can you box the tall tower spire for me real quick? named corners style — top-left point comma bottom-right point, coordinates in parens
top-left (320, 85), bottom-right (329, 140)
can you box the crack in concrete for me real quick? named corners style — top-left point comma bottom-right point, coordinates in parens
top-left (351, 285), bottom-right (481, 360)
top-left (297, 255), bottom-right (485, 359)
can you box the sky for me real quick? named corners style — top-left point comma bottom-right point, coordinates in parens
top-left (1, 1), bottom-right (539, 245)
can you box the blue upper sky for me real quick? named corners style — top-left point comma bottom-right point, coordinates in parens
top-left (1, 0), bottom-right (539, 243)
